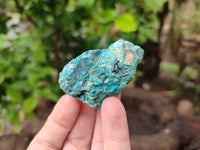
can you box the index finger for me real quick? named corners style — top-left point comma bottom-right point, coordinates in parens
top-left (27, 95), bottom-right (80, 150)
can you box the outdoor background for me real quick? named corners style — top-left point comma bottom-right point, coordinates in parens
top-left (0, 0), bottom-right (200, 149)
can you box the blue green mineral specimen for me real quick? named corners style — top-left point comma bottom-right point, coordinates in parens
top-left (59, 39), bottom-right (144, 109)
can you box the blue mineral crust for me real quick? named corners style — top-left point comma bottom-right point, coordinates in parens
top-left (59, 39), bottom-right (144, 109)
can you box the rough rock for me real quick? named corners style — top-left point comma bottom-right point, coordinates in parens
top-left (59, 39), bottom-right (144, 109)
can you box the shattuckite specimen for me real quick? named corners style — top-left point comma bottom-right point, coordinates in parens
top-left (59, 39), bottom-right (144, 109)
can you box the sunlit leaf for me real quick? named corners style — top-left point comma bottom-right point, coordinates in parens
top-left (114, 13), bottom-right (137, 33)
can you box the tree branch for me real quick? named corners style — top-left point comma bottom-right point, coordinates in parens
top-left (14, 0), bottom-right (24, 14)
top-left (14, 0), bottom-right (37, 26)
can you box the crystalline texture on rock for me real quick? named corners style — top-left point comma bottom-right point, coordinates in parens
top-left (58, 39), bottom-right (144, 109)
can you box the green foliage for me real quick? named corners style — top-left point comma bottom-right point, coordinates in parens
top-left (115, 13), bottom-right (137, 33)
top-left (0, 0), bottom-right (167, 133)
top-left (144, 0), bottom-right (168, 13)
top-left (0, 31), bottom-right (59, 132)
top-left (0, 16), bottom-right (11, 34)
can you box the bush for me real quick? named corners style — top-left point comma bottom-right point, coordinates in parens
top-left (0, 0), bottom-right (167, 133)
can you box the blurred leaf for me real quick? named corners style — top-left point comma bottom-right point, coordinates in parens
top-left (27, 73), bottom-right (40, 87)
top-left (40, 88), bottom-right (58, 102)
top-left (5, 110), bottom-right (21, 126)
top-left (144, 0), bottom-right (168, 12)
top-left (116, 0), bottom-right (133, 8)
top-left (114, 13), bottom-right (137, 33)
top-left (132, 70), bottom-right (144, 82)
top-left (0, 36), bottom-right (7, 49)
top-left (39, 66), bottom-right (54, 78)
top-left (78, 0), bottom-right (95, 7)
top-left (20, 63), bottom-right (37, 78)
top-left (24, 112), bottom-right (37, 120)
top-left (5, 66), bottom-right (15, 78)
top-left (12, 37), bottom-right (30, 50)
top-left (10, 80), bottom-right (29, 91)
top-left (6, 86), bottom-right (23, 102)
top-left (12, 113), bottom-right (21, 125)
top-left (39, 26), bottom-right (54, 38)
top-left (182, 67), bottom-right (198, 80)
top-left (13, 124), bottom-right (20, 134)
top-left (0, 76), bottom-right (5, 84)
top-left (137, 33), bottom-right (148, 45)
top-left (97, 9), bottom-right (116, 23)
top-left (31, 49), bottom-right (46, 63)
top-left (24, 95), bottom-right (39, 113)
top-left (138, 25), bottom-right (157, 44)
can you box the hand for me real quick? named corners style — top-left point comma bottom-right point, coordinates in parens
top-left (27, 94), bottom-right (131, 150)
